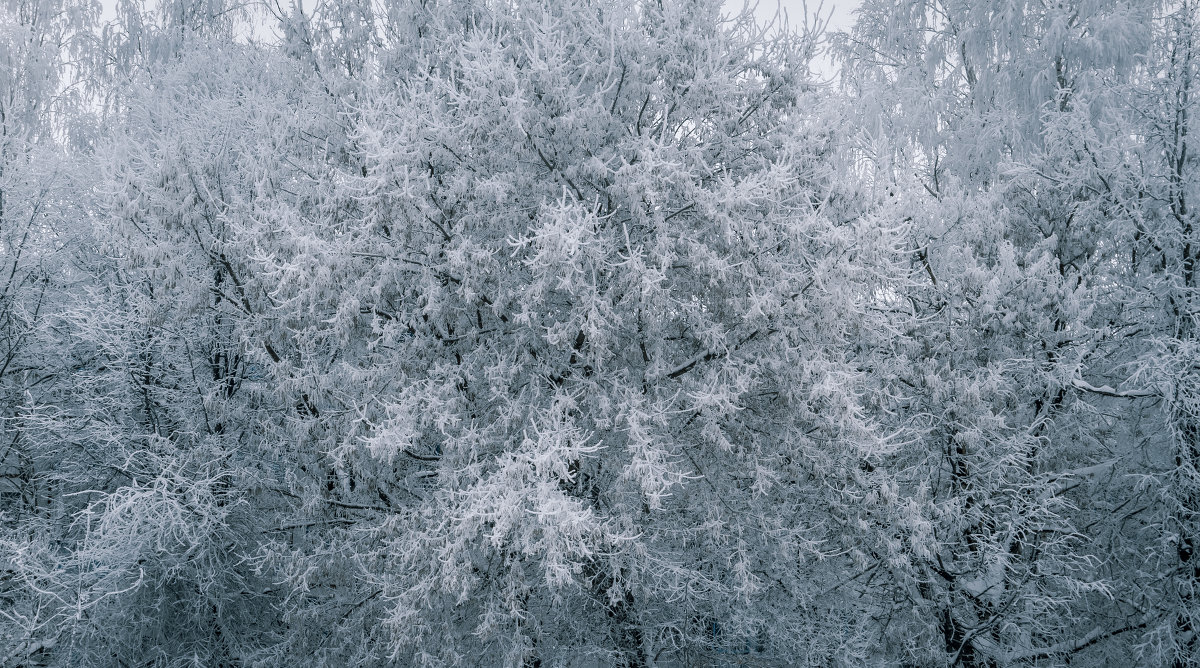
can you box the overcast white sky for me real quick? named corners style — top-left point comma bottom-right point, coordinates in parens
top-left (100, 0), bottom-right (862, 33)
top-left (736, 0), bottom-right (860, 34)
top-left (98, 0), bottom-right (862, 76)
top-left (736, 0), bottom-right (861, 77)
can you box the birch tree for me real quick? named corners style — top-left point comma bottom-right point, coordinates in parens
top-left (837, 0), bottom-right (1170, 664)
top-left (0, 0), bottom-right (104, 662)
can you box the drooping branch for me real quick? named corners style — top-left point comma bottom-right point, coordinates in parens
top-left (1070, 378), bottom-right (1157, 399)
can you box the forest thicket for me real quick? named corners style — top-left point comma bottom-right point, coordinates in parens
top-left (1, 0), bottom-right (1198, 665)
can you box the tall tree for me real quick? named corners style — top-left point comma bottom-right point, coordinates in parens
top-left (0, 1), bottom-right (101, 662)
top-left (1123, 3), bottom-right (1200, 664)
top-left (836, 0), bottom-right (1173, 664)
top-left (248, 0), bottom-right (898, 664)
top-left (6, 0), bottom-right (906, 665)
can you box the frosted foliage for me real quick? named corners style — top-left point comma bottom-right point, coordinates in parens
top-left (288, 2), bottom-right (895, 663)
top-left (830, 1), bottom-right (1200, 665)
top-left (2, 0), bottom-right (1200, 666)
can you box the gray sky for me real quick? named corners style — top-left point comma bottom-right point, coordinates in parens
top-left (729, 0), bottom-right (861, 78)
top-left (98, 0), bottom-right (862, 73)
top-left (100, 1), bottom-right (862, 32)
top-left (738, 0), bottom-right (860, 34)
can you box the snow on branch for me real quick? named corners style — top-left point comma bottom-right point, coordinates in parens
top-left (1070, 378), bottom-right (1157, 399)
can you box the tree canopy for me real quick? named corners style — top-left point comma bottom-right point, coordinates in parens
top-left (1, 0), bottom-right (1197, 666)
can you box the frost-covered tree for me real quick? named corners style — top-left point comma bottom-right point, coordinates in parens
top-left (1, 53), bottom-right (274, 668)
top-left (836, 0), bottom-right (1200, 665)
top-left (8, 0), bottom-right (1200, 665)
top-left (0, 0), bottom-right (105, 662)
top-left (242, 0), bottom-right (901, 664)
top-left (4, 0), bottom-right (910, 665)
top-left (1119, 4), bottom-right (1200, 664)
